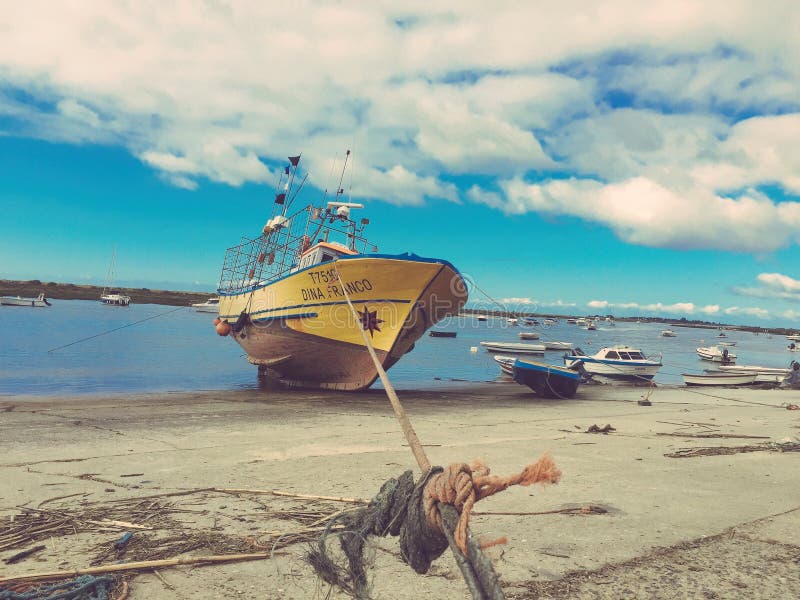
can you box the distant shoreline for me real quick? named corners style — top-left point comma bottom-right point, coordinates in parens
top-left (0, 279), bottom-right (213, 307)
top-left (458, 307), bottom-right (797, 336)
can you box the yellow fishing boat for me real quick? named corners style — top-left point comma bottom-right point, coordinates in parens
top-left (215, 152), bottom-right (467, 390)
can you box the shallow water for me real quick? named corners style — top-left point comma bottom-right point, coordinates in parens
top-left (0, 300), bottom-right (795, 395)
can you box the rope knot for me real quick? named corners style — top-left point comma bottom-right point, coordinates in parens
top-left (423, 454), bottom-right (561, 554)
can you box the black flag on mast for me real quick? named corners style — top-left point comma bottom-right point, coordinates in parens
top-left (288, 155), bottom-right (301, 166)
top-left (275, 193), bottom-right (286, 204)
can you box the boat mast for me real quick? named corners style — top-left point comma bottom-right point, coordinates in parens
top-left (104, 245), bottom-right (117, 294)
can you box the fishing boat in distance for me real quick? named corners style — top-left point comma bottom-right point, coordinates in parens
top-left (683, 372), bottom-right (756, 386)
top-left (513, 358), bottom-right (581, 398)
top-left (215, 152), bottom-right (467, 390)
top-left (99, 246), bottom-right (131, 306)
top-left (192, 297), bottom-right (221, 313)
top-left (661, 329), bottom-right (677, 337)
top-left (564, 345), bottom-right (662, 382)
top-left (0, 292), bottom-right (51, 307)
top-left (518, 331), bottom-right (540, 340)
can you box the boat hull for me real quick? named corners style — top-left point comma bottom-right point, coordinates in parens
top-left (194, 305), bottom-right (220, 313)
top-left (564, 357), bottom-right (661, 381)
top-left (217, 254), bottom-right (466, 390)
top-left (0, 296), bottom-right (48, 307)
top-left (480, 341), bottom-right (545, 355)
top-left (683, 373), bottom-right (756, 386)
top-left (513, 359), bottom-right (580, 398)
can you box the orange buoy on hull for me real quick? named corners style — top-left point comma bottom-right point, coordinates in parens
top-left (216, 321), bottom-right (232, 336)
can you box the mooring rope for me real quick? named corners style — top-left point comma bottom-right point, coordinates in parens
top-left (47, 306), bottom-right (187, 353)
top-left (323, 262), bottom-right (561, 599)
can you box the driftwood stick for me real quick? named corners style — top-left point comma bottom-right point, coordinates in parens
top-left (3, 544), bottom-right (46, 565)
top-left (215, 488), bottom-right (365, 504)
top-left (0, 552), bottom-right (282, 584)
top-left (86, 519), bottom-right (152, 530)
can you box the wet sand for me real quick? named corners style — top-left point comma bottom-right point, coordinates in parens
top-left (1, 383), bottom-right (799, 598)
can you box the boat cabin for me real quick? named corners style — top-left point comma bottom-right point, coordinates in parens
top-left (294, 241), bottom-right (356, 272)
top-left (601, 348), bottom-right (645, 360)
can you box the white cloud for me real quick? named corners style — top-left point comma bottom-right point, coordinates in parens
top-left (733, 272), bottom-right (800, 302)
top-left (501, 297), bottom-right (535, 305)
top-left (541, 299), bottom-right (577, 308)
top-left (0, 0), bottom-right (798, 254)
top-left (587, 300), bottom-right (721, 315)
top-left (724, 306), bottom-right (770, 319)
top-left (473, 176), bottom-right (800, 252)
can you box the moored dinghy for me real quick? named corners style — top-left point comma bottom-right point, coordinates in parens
top-left (518, 331), bottom-right (540, 340)
top-left (429, 330), bottom-right (457, 338)
top-left (513, 358), bottom-right (581, 398)
top-left (683, 372), bottom-right (757, 386)
top-left (0, 292), bottom-right (51, 307)
top-left (480, 341), bottom-right (545, 355)
top-left (697, 346), bottom-right (736, 363)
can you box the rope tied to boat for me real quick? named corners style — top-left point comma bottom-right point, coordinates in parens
top-left (423, 456), bottom-right (561, 556)
top-left (310, 262), bottom-right (561, 599)
top-left (308, 455), bottom-right (560, 598)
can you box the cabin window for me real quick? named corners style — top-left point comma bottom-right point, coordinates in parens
top-left (618, 352), bottom-right (631, 359)
top-left (628, 352), bottom-right (644, 360)
top-left (606, 351), bottom-right (619, 359)
top-left (321, 253), bottom-right (334, 263)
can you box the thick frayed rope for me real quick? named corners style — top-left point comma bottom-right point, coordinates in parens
top-left (423, 453), bottom-right (561, 555)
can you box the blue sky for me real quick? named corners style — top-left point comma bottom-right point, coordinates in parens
top-left (2, 2), bottom-right (800, 326)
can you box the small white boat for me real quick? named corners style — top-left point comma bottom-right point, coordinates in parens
top-left (586, 320), bottom-right (597, 331)
top-left (541, 340), bottom-right (573, 351)
top-left (543, 318), bottom-right (556, 325)
top-left (786, 334), bottom-right (800, 341)
top-left (575, 318), bottom-right (588, 326)
top-left (100, 290), bottom-right (131, 306)
top-left (564, 345), bottom-right (661, 382)
top-left (518, 331), bottom-right (540, 340)
top-left (718, 364), bottom-right (790, 383)
top-left (697, 346), bottom-right (736, 363)
top-left (661, 329), bottom-right (677, 337)
top-left (566, 318), bottom-right (577, 324)
top-left (476, 315), bottom-right (488, 322)
top-left (0, 292), bottom-right (51, 307)
top-left (718, 341), bottom-right (736, 346)
top-left (480, 341), bottom-right (545, 355)
top-left (717, 332), bottom-right (727, 338)
top-left (493, 355), bottom-right (516, 376)
top-left (683, 372), bottom-right (757, 386)
top-left (507, 317), bottom-right (518, 326)
top-left (192, 297), bottom-right (221, 313)
top-left (100, 247), bottom-right (131, 306)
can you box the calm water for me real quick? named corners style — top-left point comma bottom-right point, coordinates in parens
top-left (1, 300), bottom-right (796, 396)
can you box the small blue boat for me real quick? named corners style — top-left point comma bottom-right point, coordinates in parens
top-left (512, 357), bottom-right (581, 398)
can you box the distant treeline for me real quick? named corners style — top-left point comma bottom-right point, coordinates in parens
top-left (459, 307), bottom-right (797, 336)
top-left (0, 279), bottom-right (212, 307)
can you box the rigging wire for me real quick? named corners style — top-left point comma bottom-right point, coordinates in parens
top-left (47, 306), bottom-right (188, 353)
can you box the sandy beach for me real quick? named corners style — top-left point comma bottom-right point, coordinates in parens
top-left (1, 383), bottom-right (799, 599)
